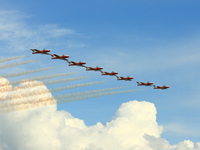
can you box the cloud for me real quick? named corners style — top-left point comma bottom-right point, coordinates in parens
top-left (37, 24), bottom-right (75, 38)
top-left (0, 77), bottom-right (199, 150)
top-left (0, 10), bottom-right (82, 53)
top-left (164, 122), bottom-right (200, 137)
top-left (85, 36), bottom-right (200, 76)
top-left (145, 135), bottom-right (200, 150)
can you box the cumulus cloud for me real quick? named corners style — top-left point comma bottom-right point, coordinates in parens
top-left (144, 135), bottom-right (200, 150)
top-left (0, 77), bottom-right (199, 150)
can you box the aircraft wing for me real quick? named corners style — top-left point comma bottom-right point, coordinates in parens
top-left (30, 49), bottom-right (39, 52)
top-left (53, 54), bottom-right (60, 57)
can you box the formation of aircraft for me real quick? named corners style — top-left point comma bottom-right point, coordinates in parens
top-left (30, 49), bottom-right (169, 89)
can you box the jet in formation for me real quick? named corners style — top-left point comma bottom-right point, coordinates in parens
top-left (51, 54), bottom-right (69, 61)
top-left (101, 71), bottom-right (118, 76)
top-left (86, 66), bottom-right (103, 71)
top-left (30, 49), bottom-right (51, 55)
top-left (153, 85), bottom-right (169, 90)
top-left (116, 76), bottom-right (134, 81)
top-left (137, 82), bottom-right (154, 86)
top-left (69, 61), bottom-right (86, 67)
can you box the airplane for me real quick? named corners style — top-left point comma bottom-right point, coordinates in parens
top-left (137, 82), bottom-right (154, 86)
top-left (69, 61), bottom-right (86, 67)
top-left (51, 54), bottom-right (69, 61)
top-left (86, 66), bottom-right (103, 71)
top-left (153, 85), bottom-right (170, 90)
top-left (30, 49), bottom-right (51, 55)
top-left (101, 71), bottom-right (118, 76)
top-left (116, 76), bottom-right (134, 81)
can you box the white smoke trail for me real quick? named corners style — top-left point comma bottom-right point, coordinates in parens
top-left (8, 76), bottom-right (92, 89)
top-left (55, 86), bottom-right (130, 99)
top-left (0, 89), bottom-right (144, 112)
top-left (50, 81), bottom-right (107, 93)
top-left (0, 59), bottom-right (42, 69)
top-left (0, 80), bottom-right (105, 103)
top-left (58, 89), bottom-right (145, 103)
top-left (29, 72), bottom-right (78, 81)
top-left (10, 72), bottom-right (77, 85)
top-left (0, 76), bottom-right (92, 100)
top-left (42, 76), bottom-right (92, 86)
top-left (0, 97), bottom-right (56, 113)
top-left (0, 55), bottom-right (25, 63)
top-left (3, 66), bottom-right (61, 79)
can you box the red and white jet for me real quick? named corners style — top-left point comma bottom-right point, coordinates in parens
top-left (153, 85), bottom-right (169, 90)
top-left (101, 71), bottom-right (118, 76)
top-left (116, 76), bottom-right (134, 81)
top-left (86, 66), bottom-right (103, 71)
top-left (69, 61), bottom-right (86, 67)
top-left (30, 49), bottom-right (51, 55)
top-left (51, 54), bottom-right (69, 61)
top-left (137, 82), bottom-right (154, 86)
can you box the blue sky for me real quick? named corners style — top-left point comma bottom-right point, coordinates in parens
top-left (0, 0), bottom-right (200, 147)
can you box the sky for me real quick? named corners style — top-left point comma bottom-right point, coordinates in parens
top-left (0, 0), bottom-right (200, 149)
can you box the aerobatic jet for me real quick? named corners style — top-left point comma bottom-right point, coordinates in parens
top-left (137, 82), bottom-right (154, 86)
top-left (69, 61), bottom-right (86, 67)
top-left (86, 66), bottom-right (103, 71)
top-left (51, 54), bottom-right (69, 61)
top-left (101, 71), bottom-right (118, 76)
top-left (116, 76), bottom-right (134, 81)
top-left (30, 49), bottom-right (51, 55)
top-left (153, 85), bottom-right (169, 90)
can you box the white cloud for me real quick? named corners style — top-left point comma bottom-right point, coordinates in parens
top-left (0, 10), bottom-right (82, 53)
top-left (145, 135), bottom-right (200, 150)
top-left (164, 122), bottom-right (200, 137)
top-left (85, 36), bottom-right (200, 75)
top-left (37, 24), bottom-right (75, 38)
top-left (0, 76), bottom-right (199, 150)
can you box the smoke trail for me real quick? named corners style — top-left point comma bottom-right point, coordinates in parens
top-left (0, 55), bottom-right (25, 63)
top-left (29, 72), bottom-right (78, 81)
top-left (43, 76), bottom-right (92, 86)
top-left (0, 59), bottom-right (42, 69)
top-left (0, 80), bottom-right (105, 103)
top-left (0, 97), bottom-right (56, 113)
top-left (3, 66), bottom-right (61, 79)
top-left (10, 72), bottom-right (77, 85)
top-left (55, 86), bottom-right (130, 99)
top-left (0, 89), bottom-right (144, 113)
top-left (50, 81), bottom-right (107, 93)
top-left (2, 76), bottom-right (92, 92)
top-left (58, 89), bottom-right (145, 103)
top-left (0, 76), bottom-right (93, 101)
top-left (0, 85), bottom-right (126, 102)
